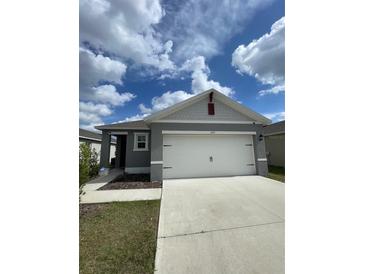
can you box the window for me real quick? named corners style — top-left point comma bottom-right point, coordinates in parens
top-left (133, 133), bottom-right (149, 151)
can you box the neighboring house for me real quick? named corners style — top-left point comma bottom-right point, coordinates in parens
top-left (263, 120), bottom-right (285, 167)
top-left (96, 89), bottom-right (271, 181)
top-left (79, 128), bottom-right (116, 162)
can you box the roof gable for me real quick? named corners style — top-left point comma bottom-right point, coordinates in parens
top-left (160, 95), bottom-right (254, 122)
top-left (144, 89), bottom-right (271, 124)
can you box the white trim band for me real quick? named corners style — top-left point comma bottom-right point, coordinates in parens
top-left (162, 130), bottom-right (256, 135)
top-left (154, 120), bottom-right (261, 124)
top-left (80, 137), bottom-right (117, 145)
top-left (151, 161), bottom-right (163, 165)
top-left (257, 158), bottom-right (267, 161)
top-left (80, 136), bottom-right (102, 142)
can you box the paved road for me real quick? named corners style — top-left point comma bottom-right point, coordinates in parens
top-left (154, 176), bottom-right (284, 274)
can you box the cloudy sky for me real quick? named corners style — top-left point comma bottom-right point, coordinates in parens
top-left (79, 0), bottom-right (284, 130)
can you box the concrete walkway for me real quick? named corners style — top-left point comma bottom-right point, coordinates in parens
top-left (154, 176), bottom-right (284, 274)
top-left (83, 168), bottom-right (124, 189)
top-left (80, 188), bottom-right (162, 204)
top-left (80, 168), bottom-right (161, 204)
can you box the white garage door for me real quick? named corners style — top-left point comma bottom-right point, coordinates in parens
top-left (163, 134), bottom-right (256, 179)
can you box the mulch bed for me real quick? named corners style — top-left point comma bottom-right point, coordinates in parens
top-left (98, 173), bottom-right (162, 190)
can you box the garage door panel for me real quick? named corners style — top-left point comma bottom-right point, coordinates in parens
top-left (163, 134), bottom-right (256, 179)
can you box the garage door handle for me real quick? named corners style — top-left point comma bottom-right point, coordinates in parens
top-left (245, 144), bottom-right (253, 146)
top-left (163, 167), bottom-right (173, 169)
top-left (247, 164), bottom-right (254, 166)
top-left (163, 145), bottom-right (172, 147)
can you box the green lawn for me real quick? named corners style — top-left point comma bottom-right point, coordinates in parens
top-left (268, 165), bottom-right (285, 183)
top-left (80, 200), bottom-right (160, 274)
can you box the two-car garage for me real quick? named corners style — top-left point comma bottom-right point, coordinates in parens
top-left (162, 132), bottom-right (257, 179)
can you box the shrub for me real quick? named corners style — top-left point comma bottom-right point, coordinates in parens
top-left (89, 147), bottom-right (99, 178)
top-left (79, 143), bottom-right (99, 186)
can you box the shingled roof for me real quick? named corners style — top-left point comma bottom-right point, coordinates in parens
top-left (94, 120), bottom-right (150, 130)
top-left (263, 120), bottom-right (285, 136)
top-left (79, 128), bottom-right (116, 143)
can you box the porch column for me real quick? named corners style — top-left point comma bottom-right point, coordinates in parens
top-left (100, 131), bottom-right (111, 168)
top-left (115, 135), bottom-right (122, 168)
top-left (255, 126), bottom-right (268, 176)
top-left (150, 123), bottom-right (163, 181)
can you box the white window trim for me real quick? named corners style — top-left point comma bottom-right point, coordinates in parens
top-left (133, 132), bottom-right (149, 151)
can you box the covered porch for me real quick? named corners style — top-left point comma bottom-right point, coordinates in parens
top-left (95, 120), bottom-right (151, 172)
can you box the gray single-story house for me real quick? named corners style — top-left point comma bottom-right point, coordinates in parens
top-left (263, 120), bottom-right (285, 167)
top-left (95, 89), bottom-right (271, 181)
top-left (79, 128), bottom-right (116, 162)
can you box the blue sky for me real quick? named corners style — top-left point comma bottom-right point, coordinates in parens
top-left (79, 0), bottom-right (285, 130)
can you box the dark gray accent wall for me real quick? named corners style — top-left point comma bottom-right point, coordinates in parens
top-left (150, 123), bottom-right (268, 181)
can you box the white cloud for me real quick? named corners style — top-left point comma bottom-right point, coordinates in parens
top-left (118, 113), bottom-right (150, 123)
top-left (79, 47), bottom-right (126, 88)
top-left (79, 48), bottom-right (136, 129)
top-left (79, 111), bottom-right (103, 125)
top-left (80, 0), bottom-right (175, 71)
top-left (264, 111), bottom-right (285, 122)
top-left (79, 0), bottom-right (275, 126)
top-left (162, 0), bottom-right (274, 61)
top-left (90, 85), bottom-right (136, 106)
top-left (79, 47), bottom-right (135, 106)
top-left (183, 56), bottom-right (234, 96)
top-left (79, 47), bottom-right (136, 128)
top-left (139, 90), bottom-right (194, 114)
top-left (79, 87), bottom-right (135, 129)
top-left (135, 56), bottom-right (234, 118)
top-left (79, 101), bottom-right (112, 116)
top-left (79, 101), bottom-right (114, 129)
top-left (232, 17), bottom-right (285, 95)
top-left (258, 84), bottom-right (285, 96)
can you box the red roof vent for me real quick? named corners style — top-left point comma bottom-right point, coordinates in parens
top-left (208, 103), bottom-right (215, 115)
top-left (208, 92), bottom-right (214, 115)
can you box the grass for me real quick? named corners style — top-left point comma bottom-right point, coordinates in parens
top-left (80, 200), bottom-right (160, 274)
top-left (268, 165), bottom-right (285, 183)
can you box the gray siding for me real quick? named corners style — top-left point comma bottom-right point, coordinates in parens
top-left (161, 96), bottom-right (254, 121)
top-left (265, 134), bottom-right (285, 167)
top-left (125, 130), bottom-right (151, 168)
top-left (150, 123), bottom-right (267, 181)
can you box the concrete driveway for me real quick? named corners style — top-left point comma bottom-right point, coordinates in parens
top-left (154, 176), bottom-right (284, 274)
